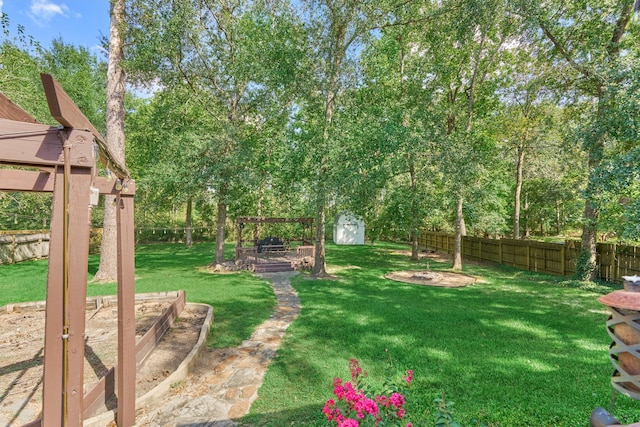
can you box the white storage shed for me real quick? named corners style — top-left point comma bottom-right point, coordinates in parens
top-left (333, 212), bottom-right (365, 245)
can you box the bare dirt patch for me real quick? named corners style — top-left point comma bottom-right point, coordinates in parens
top-left (384, 270), bottom-right (476, 287)
top-left (0, 301), bottom-right (206, 426)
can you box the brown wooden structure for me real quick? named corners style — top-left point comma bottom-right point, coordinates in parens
top-left (235, 216), bottom-right (314, 248)
top-left (235, 217), bottom-right (315, 272)
top-left (0, 74), bottom-right (136, 426)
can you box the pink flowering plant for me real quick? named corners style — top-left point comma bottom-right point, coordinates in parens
top-left (322, 358), bottom-right (414, 427)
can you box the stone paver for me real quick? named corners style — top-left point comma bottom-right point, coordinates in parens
top-left (134, 271), bottom-right (300, 427)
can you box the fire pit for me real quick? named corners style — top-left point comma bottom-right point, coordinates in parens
top-left (410, 271), bottom-right (444, 281)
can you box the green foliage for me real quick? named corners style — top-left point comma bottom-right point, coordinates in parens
top-left (433, 394), bottom-right (462, 427)
top-left (0, 24), bottom-right (108, 232)
top-left (0, 193), bottom-right (52, 230)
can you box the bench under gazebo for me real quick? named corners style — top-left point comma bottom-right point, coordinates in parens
top-left (235, 216), bottom-right (315, 273)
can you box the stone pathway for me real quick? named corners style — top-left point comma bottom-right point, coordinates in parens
top-left (134, 271), bottom-right (300, 427)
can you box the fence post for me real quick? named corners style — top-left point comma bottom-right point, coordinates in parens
top-left (526, 242), bottom-right (530, 272)
top-left (611, 245), bottom-right (620, 280)
top-left (499, 239), bottom-right (503, 264)
top-left (10, 234), bottom-right (16, 264)
top-left (560, 244), bottom-right (566, 276)
top-left (612, 243), bottom-right (618, 282)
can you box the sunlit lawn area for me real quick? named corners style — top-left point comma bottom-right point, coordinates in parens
top-left (1, 241), bottom-right (638, 426)
top-left (0, 242), bottom-right (275, 348)
top-left (243, 243), bottom-right (638, 426)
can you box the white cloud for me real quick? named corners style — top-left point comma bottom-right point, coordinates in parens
top-left (0, 1), bottom-right (4, 14)
top-left (29, 0), bottom-right (69, 24)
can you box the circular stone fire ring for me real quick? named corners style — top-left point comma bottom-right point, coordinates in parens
top-left (384, 270), bottom-right (476, 288)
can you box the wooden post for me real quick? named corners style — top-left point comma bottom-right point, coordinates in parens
top-left (117, 193), bottom-right (136, 427)
top-left (560, 244), bottom-right (566, 276)
top-left (65, 167), bottom-right (93, 426)
top-left (236, 221), bottom-right (243, 248)
top-left (42, 167), bottom-right (65, 426)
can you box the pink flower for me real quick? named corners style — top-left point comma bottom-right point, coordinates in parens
top-left (349, 358), bottom-right (364, 381)
top-left (323, 399), bottom-right (341, 421)
top-left (403, 369), bottom-right (413, 385)
top-left (325, 359), bottom-right (416, 426)
top-left (375, 395), bottom-right (389, 408)
top-left (389, 392), bottom-right (405, 408)
top-left (338, 418), bottom-right (359, 427)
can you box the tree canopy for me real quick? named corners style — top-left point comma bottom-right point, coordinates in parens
top-left (2, 0), bottom-right (640, 275)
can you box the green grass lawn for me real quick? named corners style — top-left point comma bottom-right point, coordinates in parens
top-left (1, 241), bottom-right (637, 426)
top-left (0, 242), bottom-right (275, 348)
top-left (242, 243), bottom-right (639, 427)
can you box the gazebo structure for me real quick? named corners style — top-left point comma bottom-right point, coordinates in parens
top-left (0, 75), bottom-right (137, 426)
top-left (235, 216), bottom-right (315, 272)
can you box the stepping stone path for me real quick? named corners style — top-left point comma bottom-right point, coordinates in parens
top-left (134, 271), bottom-right (300, 427)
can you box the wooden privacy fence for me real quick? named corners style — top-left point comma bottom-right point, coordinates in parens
top-left (419, 231), bottom-right (640, 282)
top-left (0, 227), bottom-right (217, 264)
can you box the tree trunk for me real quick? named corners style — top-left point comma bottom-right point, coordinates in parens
top-left (409, 154), bottom-right (419, 261)
top-left (213, 200), bottom-right (227, 265)
top-left (577, 97), bottom-right (606, 281)
top-left (513, 146), bottom-right (525, 239)
top-left (555, 199), bottom-right (561, 235)
top-left (411, 232), bottom-right (419, 261)
top-left (524, 194), bottom-right (530, 238)
top-left (452, 196), bottom-right (464, 270)
top-left (578, 199), bottom-right (598, 281)
top-left (94, 0), bottom-right (126, 283)
top-left (311, 195), bottom-right (329, 277)
top-left (254, 181), bottom-right (264, 244)
top-left (311, 75), bottom-right (339, 278)
top-left (185, 198), bottom-right (193, 248)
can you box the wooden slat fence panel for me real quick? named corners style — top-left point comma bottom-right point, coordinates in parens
top-left (598, 243), bottom-right (616, 282)
top-left (500, 239), bottom-right (524, 269)
top-left (616, 244), bottom-right (640, 281)
top-left (529, 241), bottom-right (564, 276)
top-left (564, 240), bottom-right (579, 277)
top-left (419, 231), bottom-right (640, 282)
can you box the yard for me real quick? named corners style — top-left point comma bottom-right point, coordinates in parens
top-left (0, 241), bottom-right (638, 426)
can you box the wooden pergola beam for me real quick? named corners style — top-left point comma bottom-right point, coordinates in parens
top-left (0, 118), bottom-right (94, 167)
top-left (235, 216), bottom-right (315, 249)
top-left (236, 216), bottom-right (314, 225)
top-left (0, 92), bottom-right (39, 124)
top-left (0, 169), bottom-right (136, 195)
top-left (40, 73), bottom-right (130, 180)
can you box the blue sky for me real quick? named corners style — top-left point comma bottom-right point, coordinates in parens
top-left (1, 0), bottom-right (110, 53)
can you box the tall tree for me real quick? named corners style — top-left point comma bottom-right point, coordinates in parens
top-left (516, 0), bottom-right (638, 280)
top-left (126, 0), bottom-right (304, 265)
top-left (411, 0), bottom-right (517, 269)
top-left (298, 0), bottom-right (397, 277)
top-left (350, 9), bottom-right (445, 259)
top-left (125, 86), bottom-right (214, 246)
top-left (94, 0), bottom-right (127, 282)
